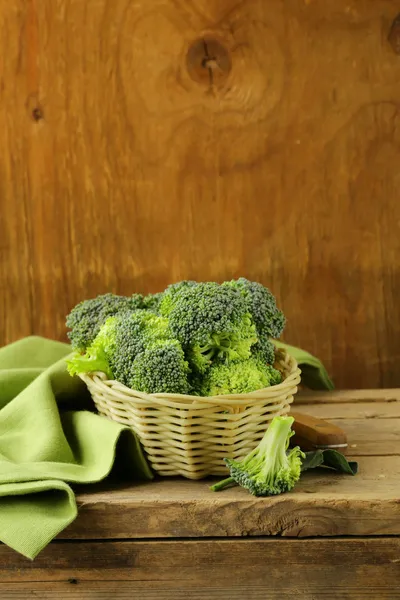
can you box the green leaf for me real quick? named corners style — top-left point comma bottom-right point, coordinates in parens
top-left (301, 449), bottom-right (358, 475)
top-left (301, 449), bottom-right (325, 471)
top-left (322, 449), bottom-right (358, 475)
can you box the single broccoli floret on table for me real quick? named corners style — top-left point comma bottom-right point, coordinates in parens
top-left (158, 280), bottom-right (198, 317)
top-left (200, 356), bottom-right (282, 396)
top-left (67, 309), bottom-right (171, 386)
top-left (129, 339), bottom-right (191, 394)
top-left (223, 278), bottom-right (286, 339)
top-left (165, 282), bottom-right (258, 372)
top-left (210, 416), bottom-right (304, 496)
top-left (66, 293), bottom-right (145, 351)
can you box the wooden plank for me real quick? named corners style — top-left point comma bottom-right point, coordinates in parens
top-left (295, 390), bottom-right (400, 405)
top-left (0, 538), bottom-right (399, 600)
top-left (331, 418), bottom-right (400, 455)
top-left (0, 583), bottom-right (398, 600)
top-left (294, 412), bottom-right (400, 456)
top-left (62, 455), bottom-right (400, 539)
top-left (1, 0), bottom-right (400, 389)
top-left (294, 402), bottom-right (400, 420)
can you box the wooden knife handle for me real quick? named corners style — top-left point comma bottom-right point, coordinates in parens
top-left (290, 411), bottom-right (348, 452)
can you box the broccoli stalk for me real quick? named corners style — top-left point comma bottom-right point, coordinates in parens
top-left (210, 416), bottom-right (304, 496)
top-left (209, 476), bottom-right (236, 492)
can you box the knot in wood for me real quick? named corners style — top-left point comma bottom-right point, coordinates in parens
top-left (186, 37), bottom-right (231, 87)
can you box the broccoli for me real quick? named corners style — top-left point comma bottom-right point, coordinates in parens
top-left (67, 309), bottom-right (171, 387)
top-left (251, 333), bottom-right (276, 365)
top-left (142, 292), bottom-right (164, 311)
top-left (66, 293), bottom-right (145, 351)
top-left (66, 338), bottom-right (113, 380)
top-left (200, 356), bottom-right (282, 396)
top-left (129, 339), bottom-right (190, 394)
top-left (165, 282), bottom-right (258, 371)
top-left (158, 280), bottom-right (198, 317)
top-left (66, 279), bottom-right (287, 398)
top-left (223, 278), bottom-right (286, 339)
top-left (210, 416), bottom-right (304, 496)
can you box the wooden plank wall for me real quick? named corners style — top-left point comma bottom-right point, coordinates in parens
top-left (0, 0), bottom-right (400, 388)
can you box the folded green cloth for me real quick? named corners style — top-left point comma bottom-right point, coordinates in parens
top-left (274, 341), bottom-right (334, 390)
top-left (0, 337), bottom-right (152, 560)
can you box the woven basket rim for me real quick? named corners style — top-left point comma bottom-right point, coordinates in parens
top-left (79, 348), bottom-right (301, 407)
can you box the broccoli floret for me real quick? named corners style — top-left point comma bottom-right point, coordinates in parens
top-left (200, 356), bottom-right (282, 396)
top-left (223, 278), bottom-right (286, 339)
top-left (66, 340), bottom-right (113, 379)
top-left (142, 292), bottom-right (164, 311)
top-left (158, 280), bottom-right (198, 317)
top-left (251, 333), bottom-right (276, 365)
top-left (66, 293), bottom-right (145, 351)
top-left (67, 310), bottom-right (171, 386)
top-left (185, 313), bottom-right (258, 374)
top-left (129, 339), bottom-right (190, 394)
top-left (211, 416), bottom-right (304, 496)
top-left (165, 282), bottom-right (258, 370)
top-left (109, 311), bottom-right (171, 385)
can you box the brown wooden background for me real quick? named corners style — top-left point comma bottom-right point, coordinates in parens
top-left (1, 0), bottom-right (400, 389)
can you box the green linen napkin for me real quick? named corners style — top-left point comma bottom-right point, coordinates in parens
top-left (274, 341), bottom-right (334, 390)
top-left (0, 336), bottom-right (153, 560)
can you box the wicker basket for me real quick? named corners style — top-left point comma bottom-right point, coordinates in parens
top-left (80, 349), bottom-right (301, 480)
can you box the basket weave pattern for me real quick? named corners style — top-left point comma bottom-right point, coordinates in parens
top-left (80, 349), bottom-right (301, 479)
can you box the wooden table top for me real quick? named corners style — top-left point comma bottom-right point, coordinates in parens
top-left (65, 389), bottom-right (400, 540)
top-left (2, 389), bottom-right (399, 599)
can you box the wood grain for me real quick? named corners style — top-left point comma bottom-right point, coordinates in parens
top-left (296, 394), bottom-right (400, 454)
top-left (0, 583), bottom-right (397, 600)
top-left (62, 401), bottom-right (400, 540)
top-left (0, 538), bottom-right (399, 600)
top-left (62, 454), bottom-right (400, 540)
top-left (296, 389), bottom-right (400, 405)
top-left (1, 1), bottom-right (400, 388)
top-left (321, 417), bottom-right (400, 455)
top-left (294, 400), bottom-right (400, 419)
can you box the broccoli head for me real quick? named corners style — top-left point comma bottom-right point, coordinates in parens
top-left (158, 280), bottom-right (198, 317)
top-left (223, 278), bottom-right (286, 339)
top-left (200, 356), bottom-right (282, 396)
top-left (66, 293), bottom-right (145, 351)
top-left (129, 339), bottom-right (190, 394)
top-left (142, 292), bottom-right (164, 311)
top-left (211, 416), bottom-right (304, 496)
top-left (67, 309), bottom-right (171, 386)
top-left (165, 282), bottom-right (258, 371)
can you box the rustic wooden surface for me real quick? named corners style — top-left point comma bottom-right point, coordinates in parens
top-left (58, 390), bottom-right (400, 540)
top-left (1, 1), bottom-right (400, 389)
top-left (0, 539), bottom-right (399, 599)
top-left (1, 391), bottom-right (400, 598)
